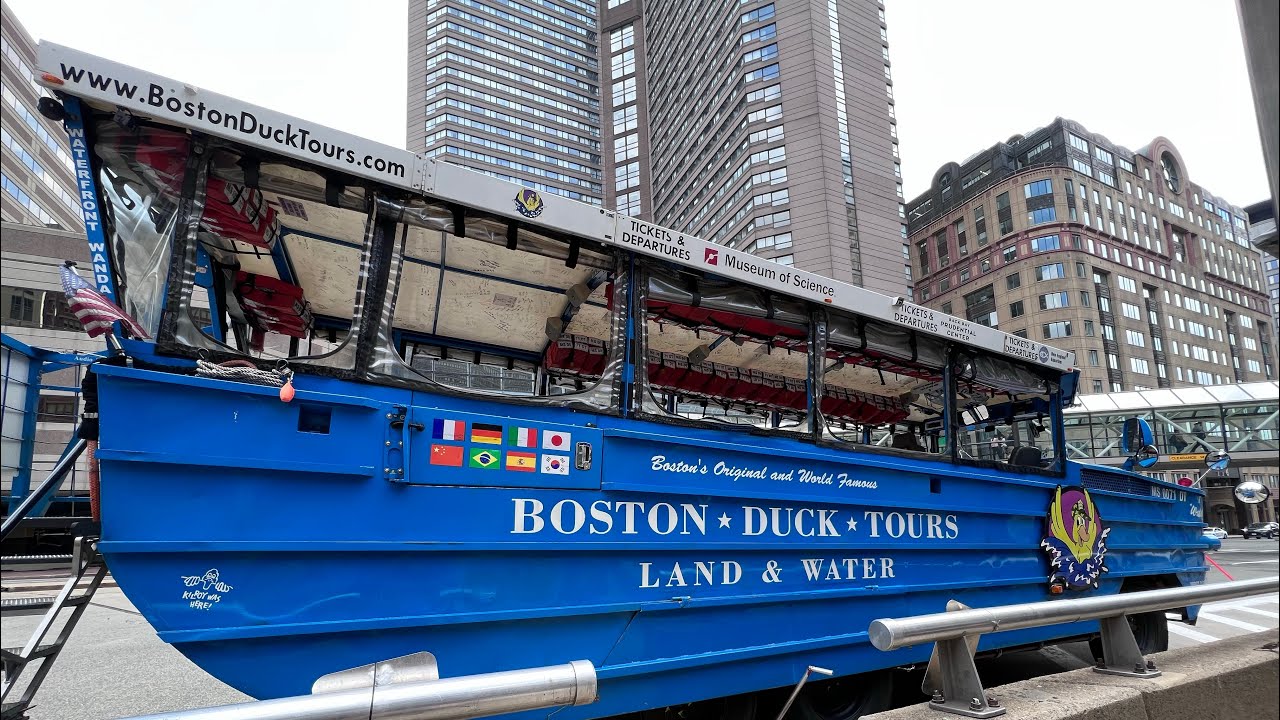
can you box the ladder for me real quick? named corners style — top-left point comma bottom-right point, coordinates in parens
top-left (1, 536), bottom-right (107, 720)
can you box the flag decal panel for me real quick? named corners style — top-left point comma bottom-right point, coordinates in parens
top-left (508, 426), bottom-right (538, 448)
top-left (471, 423), bottom-right (503, 445)
top-left (432, 419), bottom-right (465, 441)
top-left (541, 454), bottom-right (570, 475)
top-left (469, 448), bottom-right (499, 469)
top-left (542, 430), bottom-right (571, 450)
top-left (409, 411), bottom-right (600, 489)
top-left (429, 444), bottom-right (464, 467)
top-left (506, 451), bottom-right (536, 472)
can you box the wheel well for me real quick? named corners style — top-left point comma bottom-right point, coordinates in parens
top-left (1122, 573), bottom-right (1190, 623)
top-left (1120, 574), bottom-right (1181, 592)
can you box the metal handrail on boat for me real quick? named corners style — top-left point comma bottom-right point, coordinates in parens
top-left (118, 657), bottom-right (598, 720)
top-left (867, 576), bottom-right (1280, 718)
top-left (0, 438), bottom-right (88, 544)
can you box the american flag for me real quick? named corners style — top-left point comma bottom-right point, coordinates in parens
top-left (59, 263), bottom-right (149, 339)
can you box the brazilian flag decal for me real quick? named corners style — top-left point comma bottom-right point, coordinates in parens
top-left (469, 448), bottom-right (499, 470)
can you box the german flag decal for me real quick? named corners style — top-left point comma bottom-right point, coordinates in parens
top-left (471, 423), bottom-right (503, 445)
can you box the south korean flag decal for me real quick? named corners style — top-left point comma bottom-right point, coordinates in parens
top-left (541, 454), bottom-right (570, 475)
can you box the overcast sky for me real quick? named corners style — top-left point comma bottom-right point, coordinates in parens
top-left (8, 0), bottom-right (1270, 207)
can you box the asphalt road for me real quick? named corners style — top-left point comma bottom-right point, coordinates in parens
top-left (2, 538), bottom-right (1275, 719)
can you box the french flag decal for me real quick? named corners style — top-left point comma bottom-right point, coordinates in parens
top-left (432, 418), bottom-right (464, 441)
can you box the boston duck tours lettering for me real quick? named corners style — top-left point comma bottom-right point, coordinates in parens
top-left (509, 498), bottom-right (960, 588)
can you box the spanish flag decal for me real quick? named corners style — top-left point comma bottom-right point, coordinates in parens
top-left (506, 451), bottom-right (537, 472)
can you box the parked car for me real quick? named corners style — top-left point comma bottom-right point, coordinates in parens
top-left (1202, 526), bottom-right (1228, 540)
top-left (1242, 521), bottom-right (1279, 539)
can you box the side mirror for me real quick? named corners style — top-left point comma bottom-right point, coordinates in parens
top-left (1135, 444), bottom-right (1159, 469)
top-left (1121, 417), bottom-right (1154, 454)
top-left (1205, 450), bottom-right (1230, 472)
top-left (1233, 480), bottom-right (1272, 505)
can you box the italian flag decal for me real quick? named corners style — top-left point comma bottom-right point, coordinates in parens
top-left (508, 426), bottom-right (538, 448)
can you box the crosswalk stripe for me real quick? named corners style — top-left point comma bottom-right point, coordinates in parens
top-left (1196, 611), bottom-right (1270, 633)
top-left (1232, 606), bottom-right (1280, 620)
top-left (1168, 623), bottom-right (1218, 643)
top-left (1202, 596), bottom-right (1280, 612)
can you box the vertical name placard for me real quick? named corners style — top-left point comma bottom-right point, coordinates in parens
top-left (61, 96), bottom-right (117, 301)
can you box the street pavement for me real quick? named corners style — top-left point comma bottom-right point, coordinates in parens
top-left (1, 538), bottom-right (1275, 719)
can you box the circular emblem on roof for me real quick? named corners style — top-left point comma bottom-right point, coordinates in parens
top-left (1038, 346), bottom-right (1050, 364)
top-left (515, 189), bottom-right (545, 218)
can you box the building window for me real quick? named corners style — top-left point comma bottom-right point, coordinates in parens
top-left (1042, 321), bottom-right (1072, 339)
top-left (1035, 262), bottom-right (1065, 281)
top-left (1009, 300), bottom-right (1025, 318)
top-left (1094, 146), bottom-right (1114, 165)
top-left (610, 25), bottom-right (635, 52)
top-left (1084, 320), bottom-right (1094, 335)
top-left (974, 205), bottom-right (988, 245)
top-left (1028, 207), bottom-right (1056, 225)
top-left (617, 191), bottom-right (641, 216)
top-left (613, 105), bottom-right (638, 134)
top-left (612, 77), bottom-right (637, 105)
top-left (611, 49), bottom-right (636, 78)
top-left (1069, 133), bottom-right (1089, 153)
top-left (741, 3), bottom-right (776, 24)
top-left (615, 161), bottom-right (640, 191)
top-left (1024, 179), bottom-right (1052, 198)
top-left (1071, 158), bottom-right (1092, 176)
top-left (614, 133), bottom-right (639, 162)
top-left (1080, 291), bottom-right (1091, 307)
top-left (1130, 357), bottom-right (1150, 374)
top-left (1006, 272), bottom-right (1020, 290)
top-left (1125, 329), bottom-right (1146, 347)
top-left (1092, 379), bottom-right (1104, 393)
top-left (996, 192), bottom-right (1013, 235)
top-left (1030, 234), bottom-right (1060, 252)
top-left (1039, 292), bottom-right (1069, 310)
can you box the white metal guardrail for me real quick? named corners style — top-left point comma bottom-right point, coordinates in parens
top-left (868, 576), bottom-right (1279, 718)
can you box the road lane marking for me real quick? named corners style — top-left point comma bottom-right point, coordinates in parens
top-left (1196, 611), bottom-right (1270, 633)
top-left (1203, 596), bottom-right (1280, 612)
top-left (1224, 560), bottom-right (1280, 565)
top-left (1232, 606), bottom-right (1280, 620)
top-left (1167, 623), bottom-right (1217, 643)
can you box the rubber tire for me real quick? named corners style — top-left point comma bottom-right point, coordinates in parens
top-left (790, 671), bottom-right (894, 720)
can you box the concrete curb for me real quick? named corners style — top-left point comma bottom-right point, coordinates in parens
top-left (866, 630), bottom-right (1279, 720)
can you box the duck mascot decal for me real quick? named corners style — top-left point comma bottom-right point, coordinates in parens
top-left (1040, 486), bottom-right (1110, 592)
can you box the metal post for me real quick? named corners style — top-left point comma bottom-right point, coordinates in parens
top-left (1094, 615), bottom-right (1160, 678)
top-left (775, 666), bottom-right (833, 720)
top-left (928, 637), bottom-right (1003, 718)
